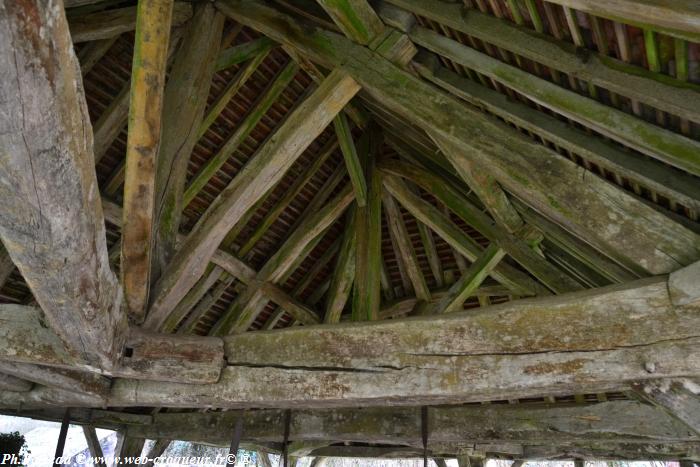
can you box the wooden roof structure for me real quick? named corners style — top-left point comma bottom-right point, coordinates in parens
top-left (0, 0), bottom-right (700, 462)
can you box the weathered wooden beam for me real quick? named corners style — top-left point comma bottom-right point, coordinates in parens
top-left (0, 373), bottom-right (32, 392)
top-left (0, 0), bottom-right (127, 369)
top-left (124, 401), bottom-right (699, 446)
top-left (535, 0), bottom-right (700, 43)
top-left (669, 259), bottom-right (700, 306)
top-left (409, 25), bottom-right (700, 177)
top-left (427, 132), bottom-right (523, 234)
top-left (316, 0), bottom-right (385, 45)
top-left (382, 190), bottom-right (430, 302)
top-left (178, 274), bottom-right (236, 334)
top-left (216, 37), bottom-right (276, 71)
top-left (216, 0), bottom-right (700, 276)
top-left (334, 114), bottom-right (367, 206)
top-left (382, 0), bottom-right (700, 123)
top-left (151, 4), bottom-right (224, 285)
top-left (115, 432), bottom-right (146, 457)
top-left (0, 305), bottom-right (223, 384)
top-left (0, 362), bottom-right (110, 398)
top-left (82, 273), bottom-right (700, 408)
top-left (325, 208), bottom-right (356, 323)
top-left (121, 0), bottom-right (174, 321)
top-left (380, 160), bottom-right (582, 294)
top-left (633, 379), bottom-right (700, 436)
top-left (381, 173), bottom-right (543, 296)
top-left (432, 243), bottom-right (505, 314)
top-left (82, 426), bottom-right (107, 467)
top-left (67, 2), bottom-right (192, 43)
top-left (352, 128), bottom-right (383, 321)
top-left (212, 185), bottom-right (354, 334)
top-left (149, 69), bottom-right (359, 329)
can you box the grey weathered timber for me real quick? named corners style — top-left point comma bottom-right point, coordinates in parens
top-left (382, 190), bottom-right (430, 302)
top-left (334, 114), bottom-right (367, 206)
top-left (0, 361), bottom-right (110, 398)
top-left (382, 0), bottom-right (700, 123)
top-left (410, 25), bottom-right (700, 177)
top-left (432, 244), bottom-right (505, 314)
top-left (216, 0), bottom-right (700, 276)
top-left (379, 286), bottom-right (511, 320)
top-left (151, 4), bottom-right (224, 287)
top-left (325, 208), bottom-right (357, 323)
top-left (0, 373), bottom-right (32, 392)
top-left (178, 274), bottom-right (236, 334)
top-left (125, 401), bottom-right (698, 446)
top-left (82, 426), bottom-right (107, 467)
top-left (316, 0), bottom-right (385, 45)
top-left (0, 305), bottom-right (223, 384)
top-left (216, 37), bottom-right (276, 71)
top-left (212, 186), bottom-right (354, 334)
top-left (121, 0), bottom-right (174, 322)
top-left (381, 173), bottom-right (544, 296)
top-left (145, 440), bottom-right (171, 467)
top-left (669, 260), bottom-right (700, 306)
top-left (68, 2), bottom-right (192, 43)
top-left (80, 275), bottom-right (700, 408)
top-left (115, 432), bottom-right (145, 457)
top-left (381, 161), bottom-right (582, 294)
top-left (633, 379), bottom-right (700, 436)
top-left (0, 0), bottom-right (127, 370)
top-left (149, 70), bottom-right (359, 324)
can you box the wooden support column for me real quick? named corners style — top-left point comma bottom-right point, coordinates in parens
top-left (82, 426), bottom-right (107, 467)
top-left (335, 114), bottom-right (367, 206)
top-left (122, 0), bottom-right (174, 321)
top-left (151, 3), bottom-right (224, 288)
top-left (115, 432), bottom-right (146, 457)
top-left (352, 128), bottom-right (383, 321)
top-left (145, 440), bottom-right (171, 467)
top-left (215, 0), bottom-right (700, 276)
top-left (0, 0), bottom-right (127, 369)
top-left (53, 410), bottom-right (70, 467)
top-left (316, 0), bottom-right (385, 45)
top-left (149, 69), bottom-right (359, 325)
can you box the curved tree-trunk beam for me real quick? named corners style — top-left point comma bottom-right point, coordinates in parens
top-left (215, 0), bottom-right (700, 276)
top-left (0, 0), bottom-right (127, 370)
top-left (149, 69), bottom-right (360, 328)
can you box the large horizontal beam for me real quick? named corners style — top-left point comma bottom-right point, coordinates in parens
top-left (214, 0), bottom-right (700, 276)
top-left (0, 0), bottom-right (127, 370)
top-left (3, 402), bottom-right (700, 460)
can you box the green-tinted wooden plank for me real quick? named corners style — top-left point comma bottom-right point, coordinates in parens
top-left (215, 36), bottom-right (276, 71)
top-left (325, 208), bottom-right (357, 323)
top-left (334, 114), bottom-right (368, 206)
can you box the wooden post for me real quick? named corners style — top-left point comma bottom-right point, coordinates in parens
top-left (53, 410), bottom-right (70, 466)
top-left (122, 0), bottom-right (174, 321)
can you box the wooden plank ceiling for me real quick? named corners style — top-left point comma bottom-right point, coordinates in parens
top-left (0, 0), bottom-right (699, 459)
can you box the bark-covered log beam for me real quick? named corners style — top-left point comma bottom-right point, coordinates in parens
top-left (0, 0), bottom-right (127, 370)
top-left (214, 0), bottom-right (700, 276)
top-left (67, 3), bottom-right (192, 43)
top-left (0, 305), bottom-right (223, 384)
